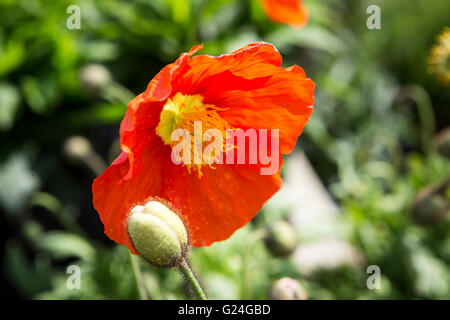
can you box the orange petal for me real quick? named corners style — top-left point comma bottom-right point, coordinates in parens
top-left (93, 135), bottom-right (282, 250)
top-left (92, 135), bottom-right (169, 254)
top-left (160, 161), bottom-right (283, 247)
top-left (213, 65), bottom-right (314, 154)
top-left (92, 42), bottom-right (313, 250)
top-left (119, 45), bottom-right (203, 179)
top-left (175, 42), bottom-right (282, 93)
top-left (175, 42), bottom-right (314, 154)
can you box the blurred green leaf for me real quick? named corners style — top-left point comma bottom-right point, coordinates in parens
top-left (5, 241), bottom-right (52, 298)
top-left (20, 75), bottom-right (60, 115)
top-left (0, 82), bottom-right (20, 131)
top-left (410, 248), bottom-right (449, 298)
top-left (63, 102), bottom-right (126, 127)
top-left (0, 40), bottom-right (25, 76)
top-left (203, 273), bottom-right (239, 300)
top-left (266, 25), bottom-right (346, 55)
top-left (79, 40), bottom-right (119, 61)
top-left (38, 231), bottom-right (96, 262)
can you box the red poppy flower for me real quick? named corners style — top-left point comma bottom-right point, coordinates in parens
top-left (92, 42), bottom-right (314, 253)
top-left (261, 0), bottom-right (309, 27)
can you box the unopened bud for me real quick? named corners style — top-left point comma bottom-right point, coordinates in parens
top-left (269, 277), bottom-right (308, 300)
top-left (264, 220), bottom-right (297, 257)
top-left (63, 136), bottom-right (106, 175)
top-left (63, 136), bottom-right (92, 161)
top-left (434, 127), bottom-right (450, 159)
top-left (411, 184), bottom-right (449, 226)
top-left (127, 200), bottom-right (189, 267)
top-left (79, 64), bottom-right (112, 96)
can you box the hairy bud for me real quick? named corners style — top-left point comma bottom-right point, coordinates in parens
top-left (264, 220), bottom-right (298, 257)
top-left (64, 136), bottom-right (92, 161)
top-left (411, 191), bottom-right (449, 226)
top-left (269, 277), bottom-right (308, 300)
top-left (411, 178), bottom-right (450, 226)
top-left (79, 64), bottom-right (112, 96)
top-left (434, 127), bottom-right (450, 159)
top-left (127, 200), bottom-right (189, 267)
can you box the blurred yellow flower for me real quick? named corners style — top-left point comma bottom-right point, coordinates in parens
top-left (428, 28), bottom-right (450, 85)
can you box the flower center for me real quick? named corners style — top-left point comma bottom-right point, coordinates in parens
top-left (155, 92), bottom-right (231, 177)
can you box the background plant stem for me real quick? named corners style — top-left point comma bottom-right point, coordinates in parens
top-left (129, 251), bottom-right (149, 300)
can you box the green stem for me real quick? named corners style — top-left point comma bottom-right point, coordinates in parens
top-left (129, 251), bottom-right (149, 300)
top-left (179, 259), bottom-right (207, 300)
top-left (241, 248), bottom-right (250, 300)
top-left (402, 85), bottom-right (436, 154)
top-left (241, 229), bottom-right (267, 299)
top-left (29, 192), bottom-right (89, 239)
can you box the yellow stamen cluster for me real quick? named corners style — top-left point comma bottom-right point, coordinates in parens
top-left (428, 28), bottom-right (450, 85)
top-left (155, 92), bottom-right (232, 177)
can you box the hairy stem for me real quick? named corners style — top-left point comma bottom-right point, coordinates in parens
top-left (179, 258), bottom-right (207, 300)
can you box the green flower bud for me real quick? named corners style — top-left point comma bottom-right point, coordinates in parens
top-left (411, 190), bottom-right (449, 226)
top-left (264, 220), bottom-right (298, 257)
top-left (63, 136), bottom-right (92, 161)
top-left (63, 135), bottom-right (106, 175)
top-left (434, 127), bottom-right (450, 159)
top-left (269, 277), bottom-right (308, 300)
top-left (127, 200), bottom-right (189, 267)
top-left (79, 64), bottom-right (112, 97)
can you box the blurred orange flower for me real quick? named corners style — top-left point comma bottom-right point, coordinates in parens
top-left (92, 42), bottom-right (314, 252)
top-left (261, 0), bottom-right (309, 27)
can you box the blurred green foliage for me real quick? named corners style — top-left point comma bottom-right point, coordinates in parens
top-left (0, 0), bottom-right (449, 299)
